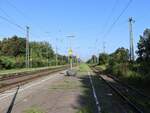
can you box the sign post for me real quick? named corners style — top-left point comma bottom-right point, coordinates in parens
top-left (68, 48), bottom-right (73, 70)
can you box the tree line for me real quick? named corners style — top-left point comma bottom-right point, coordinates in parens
top-left (0, 35), bottom-right (69, 69)
top-left (87, 28), bottom-right (150, 87)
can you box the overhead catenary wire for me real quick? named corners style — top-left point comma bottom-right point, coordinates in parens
top-left (95, 0), bottom-right (119, 53)
top-left (0, 15), bottom-right (25, 31)
top-left (0, 7), bottom-right (27, 35)
top-left (4, 0), bottom-right (46, 38)
top-left (2, 1), bottom-right (67, 60)
top-left (95, 0), bottom-right (119, 45)
top-left (0, 8), bottom-right (41, 39)
top-left (0, 6), bottom-right (26, 34)
top-left (0, 7), bottom-right (14, 21)
top-left (102, 0), bottom-right (133, 39)
top-left (5, 0), bottom-right (28, 20)
top-left (95, 0), bottom-right (132, 55)
top-left (100, 0), bottom-right (119, 36)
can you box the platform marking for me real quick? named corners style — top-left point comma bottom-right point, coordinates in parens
top-left (88, 72), bottom-right (101, 113)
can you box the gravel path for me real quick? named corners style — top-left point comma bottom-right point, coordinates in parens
top-left (0, 70), bottom-right (83, 113)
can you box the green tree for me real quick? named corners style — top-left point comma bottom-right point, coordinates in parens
top-left (136, 28), bottom-right (150, 74)
top-left (30, 41), bottom-right (55, 67)
top-left (0, 40), bottom-right (2, 55)
top-left (98, 53), bottom-right (109, 65)
top-left (107, 47), bottom-right (129, 76)
top-left (0, 35), bottom-right (66, 69)
top-left (110, 47), bottom-right (129, 63)
top-left (137, 29), bottom-right (150, 61)
top-left (1, 36), bottom-right (26, 57)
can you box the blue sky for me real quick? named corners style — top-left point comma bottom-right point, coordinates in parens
top-left (0, 0), bottom-right (150, 60)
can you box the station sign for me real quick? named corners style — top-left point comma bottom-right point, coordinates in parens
top-left (68, 48), bottom-right (73, 56)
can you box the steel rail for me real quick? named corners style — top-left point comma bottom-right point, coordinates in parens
top-left (0, 65), bottom-right (69, 81)
top-left (0, 66), bottom-right (69, 93)
top-left (91, 67), bottom-right (144, 113)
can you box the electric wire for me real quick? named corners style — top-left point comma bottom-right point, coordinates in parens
top-left (102, 0), bottom-right (133, 39)
top-left (95, 0), bottom-right (133, 54)
top-left (5, 0), bottom-right (28, 20)
top-left (0, 7), bottom-right (14, 20)
top-left (5, 0), bottom-right (46, 38)
top-left (100, 0), bottom-right (119, 37)
top-left (0, 5), bottom-right (41, 38)
top-left (0, 15), bottom-right (25, 31)
top-left (95, 0), bottom-right (119, 53)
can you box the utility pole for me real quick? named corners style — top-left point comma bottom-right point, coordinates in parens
top-left (55, 45), bottom-right (58, 66)
top-left (30, 48), bottom-right (32, 68)
top-left (93, 56), bottom-right (94, 64)
top-left (129, 17), bottom-right (135, 61)
top-left (61, 55), bottom-right (64, 63)
top-left (26, 26), bottom-right (29, 68)
top-left (103, 41), bottom-right (106, 53)
top-left (47, 47), bottom-right (49, 67)
top-left (55, 37), bottom-right (59, 66)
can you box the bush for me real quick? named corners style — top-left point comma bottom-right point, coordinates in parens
top-left (49, 59), bottom-right (56, 66)
top-left (31, 59), bottom-right (48, 68)
top-left (0, 56), bottom-right (15, 69)
top-left (15, 56), bottom-right (25, 68)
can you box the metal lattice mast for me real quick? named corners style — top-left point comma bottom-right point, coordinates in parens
top-left (103, 41), bottom-right (106, 53)
top-left (26, 26), bottom-right (30, 68)
top-left (55, 44), bottom-right (58, 66)
top-left (129, 17), bottom-right (134, 61)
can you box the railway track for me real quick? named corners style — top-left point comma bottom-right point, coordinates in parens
top-left (0, 65), bottom-right (69, 93)
top-left (90, 66), bottom-right (150, 113)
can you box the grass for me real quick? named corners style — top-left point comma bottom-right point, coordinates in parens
top-left (95, 64), bottom-right (107, 71)
top-left (48, 63), bottom-right (95, 113)
top-left (96, 64), bottom-right (150, 112)
top-left (77, 63), bottom-right (135, 113)
top-left (76, 106), bottom-right (93, 113)
top-left (49, 77), bottom-right (83, 91)
top-left (0, 65), bottom-right (65, 76)
top-left (23, 106), bottom-right (45, 113)
top-left (76, 63), bottom-right (97, 113)
top-left (78, 63), bottom-right (91, 72)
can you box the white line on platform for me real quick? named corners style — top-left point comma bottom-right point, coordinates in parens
top-left (88, 72), bottom-right (101, 113)
top-left (0, 72), bottom-right (64, 101)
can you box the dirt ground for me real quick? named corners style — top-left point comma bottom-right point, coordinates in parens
top-left (0, 65), bottom-right (138, 113)
top-left (0, 70), bottom-right (88, 113)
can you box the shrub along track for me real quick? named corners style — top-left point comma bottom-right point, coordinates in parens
top-left (0, 65), bottom-right (69, 93)
top-left (90, 66), bottom-right (150, 113)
